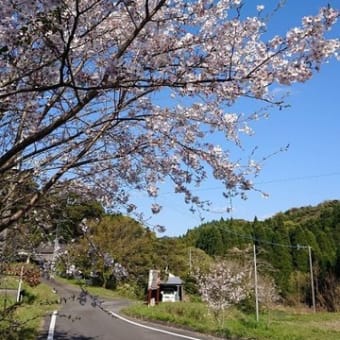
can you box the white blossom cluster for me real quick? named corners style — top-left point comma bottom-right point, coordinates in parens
top-left (195, 260), bottom-right (252, 311)
top-left (0, 0), bottom-right (338, 230)
top-left (195, 258), bottom-right (279, 313)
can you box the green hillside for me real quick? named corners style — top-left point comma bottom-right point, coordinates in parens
top-left (182, 200), bottom-right (340, 310)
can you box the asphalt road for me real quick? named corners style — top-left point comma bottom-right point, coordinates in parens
top-left (39, 279), bottom-right (221, 340)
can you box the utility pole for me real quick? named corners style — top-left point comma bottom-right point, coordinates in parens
top-left (50, 222), bottom-right (60, 278)
top-left (16, 265), bottom-right (24, 302)
top-left (308, 246), bottom-right (316, 313)
top-left (189, 247), bottom-right (192, 273)
top-left (253, 243), bottom-right (259, 322)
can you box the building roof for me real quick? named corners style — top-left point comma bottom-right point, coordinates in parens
top-left (35, 243), bottom-right (55, 254)
top-left (165, 274), bottom-right (182, 285)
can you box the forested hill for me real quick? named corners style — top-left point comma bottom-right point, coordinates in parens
top-left (182, 200), bottom-right (340, 310)
top-left (183, 199), bottom-right (340, 254)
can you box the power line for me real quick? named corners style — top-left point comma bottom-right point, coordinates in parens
top-left (151, 170), bottom-right (340, 196)
top-left (255, 171), bottom-right (340, 185)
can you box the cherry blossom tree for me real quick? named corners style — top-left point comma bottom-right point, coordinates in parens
top-left (0, 0), bottom-right (339, 232)
top-left (195, 259), bottom-right (279, 326)
top-left (196, 260), bottom-right (251, 309)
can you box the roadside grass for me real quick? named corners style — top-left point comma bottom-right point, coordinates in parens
top-left (55, 276), bottom-right (122, 299)
top-left (0, 295), bottom-right (16, 310)
top-left (0, 276), bottom-right (59, 340)
top-left (81, 284), bottom-right (124, 300)
top-left (0, 276), bottom-right (19, 289)
top-left (122, 302), bottom-right (340, 340)
top-left (123, 301), bottom-right (217, 335)
top-left (55, 276), bottom-right (137, 300)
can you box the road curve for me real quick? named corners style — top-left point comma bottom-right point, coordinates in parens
top-left (39, 279), bottom-right (221, 340)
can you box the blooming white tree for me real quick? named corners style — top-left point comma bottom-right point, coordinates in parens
top-left (195, 258), bottom-right (278, 324)
top-left (0, 0), bottom-right (339, 232)
top-left (196, 260), bottom-right (252, 310)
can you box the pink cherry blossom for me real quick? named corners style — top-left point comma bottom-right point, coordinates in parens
top-left (0, 0), bottom-right (338, 231)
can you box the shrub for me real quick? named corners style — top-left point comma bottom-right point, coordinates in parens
top-left (116, 283), bottom-right (138, 299)
top-left (3, 263), bottom-right (41, 287)
top-left (237, 295), bottom-right (256, 314)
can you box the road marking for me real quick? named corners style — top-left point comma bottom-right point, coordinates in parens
top-left (47, 310), bottom-right (58, 340)
top-left (109, 311), bottom-right (203, 340)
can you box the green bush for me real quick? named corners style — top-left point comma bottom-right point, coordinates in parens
top-left (237, 295), bottom-right (256, 314)
top-left (115, 283), bottom-right (139, 299)
top-left (183, 274), bottom-right (199, 296)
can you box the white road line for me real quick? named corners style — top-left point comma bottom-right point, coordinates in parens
top-left (47, 310), bottom-right (58, 340)
top-left (109, 311), bottom-right (203, 340)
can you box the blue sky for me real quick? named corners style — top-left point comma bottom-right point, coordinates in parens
top-left (134, 0), bottom-right (340, 236)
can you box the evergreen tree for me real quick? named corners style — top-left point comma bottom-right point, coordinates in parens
top-left (289, 225), bottom-right (309, 272)
top-left (269, 218), bottom-right (293, 296)
top-left (254, 219), bottom-right (274, 265)
top-left (196, 225), bottom-right (224, 256)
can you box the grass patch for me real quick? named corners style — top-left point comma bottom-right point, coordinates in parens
top-left (82, 285), bottom-right (122, 300)
top-left (123, 302), bottom-right (217, 335)
top-left (0, 279), bottom-right (59, 340)
top-left (55, 276), bottom-right (122, 299)
top-left (54, 276), bottom-right (85, 287)
top-left (0, 276), bottom-right (19, 312)
top-left (0, 276), bottom-right (19, 290)
top-left (0, 295), bottom-right (16, 311)
top-left (123, 302), bottom-right (340, 339)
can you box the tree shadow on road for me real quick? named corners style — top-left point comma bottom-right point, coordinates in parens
top-left (39, 329), bottom-right (96, 340)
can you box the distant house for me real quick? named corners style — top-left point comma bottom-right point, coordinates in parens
top-left (33, 242), bottom-right (56, 263)
top-left (15, 242), bottom-right (59, 265)
top-left (159, 273), bottom-right (183, 302)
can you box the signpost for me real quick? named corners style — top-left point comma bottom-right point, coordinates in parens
top-left (147, 269), bottom-right (160, 305)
